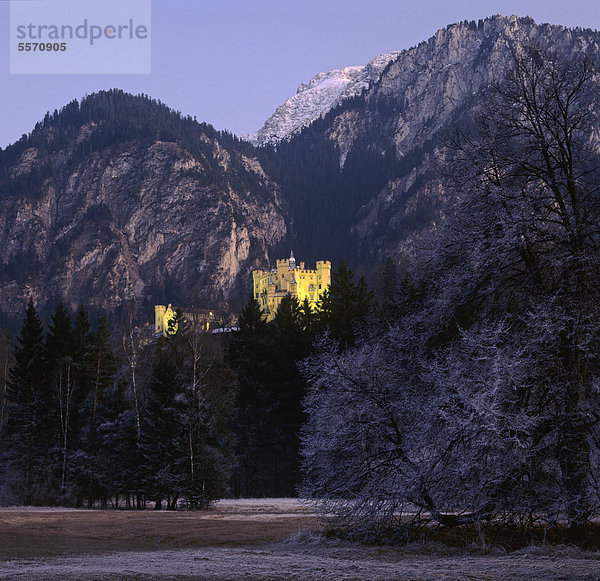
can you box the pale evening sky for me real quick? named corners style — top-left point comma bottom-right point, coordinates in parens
top-left (1, 0), bottom-right (599, 148)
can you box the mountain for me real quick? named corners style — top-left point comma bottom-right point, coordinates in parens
top-left (2, 16), bottom-right (600, 323)
top-left (246, 52), bottom-right (400, 146)
top-left (0, 91), bottom-right (285, 322)
top-left (258, 15), bottom-right (600, 265)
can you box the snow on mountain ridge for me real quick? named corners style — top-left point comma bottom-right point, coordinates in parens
top-left (246, 52), bottom-right (400, 146)
top-left (298, 65), bottom-right (363, 93)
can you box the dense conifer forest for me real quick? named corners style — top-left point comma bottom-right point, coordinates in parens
top-left (0, 260), bottom-right (374, 507)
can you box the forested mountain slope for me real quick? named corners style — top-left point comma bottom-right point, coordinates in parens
top-left (0, 91), bottom-right (285, 321)
top-left (259, 15), bottom-right (600, 265)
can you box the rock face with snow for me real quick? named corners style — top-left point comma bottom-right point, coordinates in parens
top-left (247, 52), bottom-right (400, 146)
top-left (269, 15), bottom-right (600, 263)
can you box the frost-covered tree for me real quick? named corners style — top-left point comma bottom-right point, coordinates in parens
top-left (443, 45), bottom-right (600, 530)
top-left (301, 46), bottom-right (600, 538)
top-left (301, 326), bottom-right (438, 540)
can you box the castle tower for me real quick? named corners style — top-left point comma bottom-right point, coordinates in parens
top-left (316, 260), bottom-right (332, 289)
top-left (155, 303), bottom-right (175, 335)
top-left (290, 272), bottom-right (298, 296)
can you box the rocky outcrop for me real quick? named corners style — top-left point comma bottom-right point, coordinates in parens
top-left (0, 97), bottom-right (286, 319)
top-left (2, 17), bottom-right (600, 320)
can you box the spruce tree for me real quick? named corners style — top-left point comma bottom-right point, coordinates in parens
top-left (89, 314), bottom-right (117, 430)
top-left (0, 327), bottom-right (14, 431)
top-left (228, 296), bottom-right (271, 496)
top-left (237, 295), bottom-right (267, 334)
top-left (71, 307), bottom-right (112, 507)
top-left (272, 294), bottom-right (302, 351)
top-left (318, 259), bottom-right (373, 347)
top-left (229, 294), bottom-right (312, 496)
top-left (71, 305), bottom-right (94, 442)
top-left (140, 334), bottom-right (183, 509)
top-left (1, 300), bottom-right (49, 504)
top-left (98, 378), bottom-right (139, 508)
top-left (175, 311), bottom-right (236, 508)
top-left (298, 297), bottom-right (316, 335)
top-left (269, 295), bottom-right (310, 494)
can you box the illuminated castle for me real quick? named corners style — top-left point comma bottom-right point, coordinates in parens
top-left (252, 251), bottom-right (331, 321)
top-left (154, 304), bottom-right (216, 336)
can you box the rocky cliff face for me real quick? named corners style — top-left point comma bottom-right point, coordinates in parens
top-left (271, 15), bottom-right (600, 263)
top-left (0, 93), bottom-right (286, 320)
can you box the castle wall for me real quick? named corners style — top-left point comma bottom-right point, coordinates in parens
top-left (155, 304), bottom-right (174, 335)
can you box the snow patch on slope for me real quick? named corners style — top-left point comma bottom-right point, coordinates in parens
top-left (246, 52), bottom-right (400, 146)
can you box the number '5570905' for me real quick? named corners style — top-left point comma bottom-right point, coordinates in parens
top-left (18, 43), bottom-right (67, 51)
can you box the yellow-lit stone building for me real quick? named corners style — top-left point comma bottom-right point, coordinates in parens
top-left (154, 304), bottom-right (216, 336)
top-left (252, 251), bottom-right (331, 321)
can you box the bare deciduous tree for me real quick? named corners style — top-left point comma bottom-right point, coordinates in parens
top-left (301, 46), bottom-right (600, 538)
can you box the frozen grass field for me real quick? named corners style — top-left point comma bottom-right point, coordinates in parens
top-left (0, 499), bottom-right (599, 580)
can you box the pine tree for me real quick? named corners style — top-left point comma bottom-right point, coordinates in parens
top-left (298, 297), bottom-right (316, 335)
top-left (237, 295), bottom-right (267, 335)
top-left (318, 259), bottom-right (373, 347)
top-left (139, 334), bottom-right (183, 509)
top-left (175, 310), bottom-right (236, 508)
top-left (97, 378), bottom-right (139, 508)
top-left (1, 300), bottom-right (50, 504)
top-left (229, 294), bottom-right (312, 497)
top-left (139, 312), bottom-right (237, 510)
top-left (71, 305), bottom-right (94, 441)
top-left (269, 296), bottom-right (310, 494)
top-left (0, 327), bottom-right (13, 431)
top-left (272, 294), bottom-right (303, 351)
top-left (89, 314), bottom-right (116, 431)
top-left (228, 296), bottom-right (271, 496)
top-left (72, 309), bottom-right (115, 507)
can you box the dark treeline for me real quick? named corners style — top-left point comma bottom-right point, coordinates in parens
top-left (0, 300), bottom-right (236, 508)
top-left (0, 260), bottom-right (374, 507)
